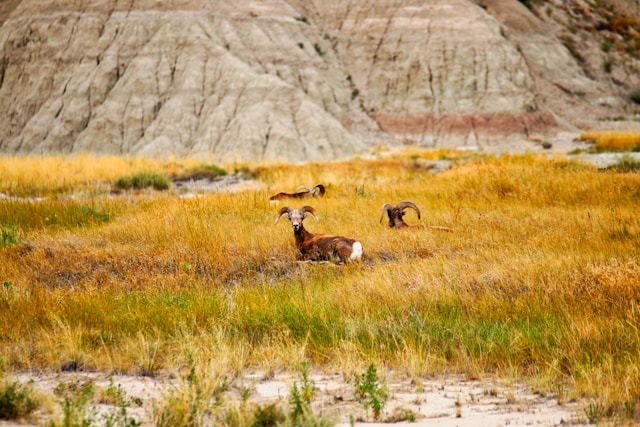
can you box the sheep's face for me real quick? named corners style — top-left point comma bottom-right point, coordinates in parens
top-left (277, 205), bottom-right (318, 232)
top-left (287, 209), bottom-right (305, 231)
top-left (381, 201), bottom-right (421, 228)
top-left (385, 207), bottom-right (405, 226)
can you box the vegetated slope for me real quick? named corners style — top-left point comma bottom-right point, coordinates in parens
top-left (0, 0), bottom-right (638, 162)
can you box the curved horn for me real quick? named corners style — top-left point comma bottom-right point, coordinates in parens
top-left (312, 184), bottom-right (326, 197)
top-left (294, 185), bottom-right (312, 193)
top-left (396, 201), bottom-right (421, 219)
top-left (275, 206), bottom-right (293, 223)
top-left (299, 205), bottom-right (319, 221)
top-left (380, 203), bottom-right (393, 223)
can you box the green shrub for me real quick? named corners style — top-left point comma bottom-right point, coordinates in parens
top-left (0, 381), bottom-right (40, 420)
top-left (601, 38), bottom-right (613, 53)
top-left (251, 403), bottom-right (286, 427)
top-left (605, 154), bottom-right (640, 172)
top-left (604, 57), bottom-right (613, 73)
top-left (182, 164), bottom-right (228, 180)
top-left (630, 88), bottom-right (640, 104)
top-left (353, 364), bottom-right (387, 420)
top-left (289, 362), bottom-right (319, 423)
top-left (115, 172), bottom-right (170, 191)
top-left (100, 380), bottom-right (142, 427)
top-left (49, 380), bottom-right (95, 427)
top-left (0, 224), bottom-right (20, 248)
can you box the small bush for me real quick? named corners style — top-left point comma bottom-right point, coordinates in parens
top-left (99, 380), bottom-right (142, 427)
top-left (181, 164), bottom-right (228, 180)
top-left (252, 403), bottom-right (286, 427)
top-left (49, 380), bottom-right (95, 427)
top-left (0, 224), bottom-right (20, 248)
top-left (601, 38), bottom-right (613, 53)
top-left (630, 89), bottom-right (640, 104)
top-left (0, 381), bottom-right (40, 420)
top-left (353, 364), bottom-right (387, 420)
top-left (114, 171), bottom-right (170, 191)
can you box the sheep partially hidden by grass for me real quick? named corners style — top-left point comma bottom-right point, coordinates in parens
top-left (276, 205), bottom-right (363, 263)
top-left (381, 201), bottom-right (453, 232)
top-left (269, 184), bottom-right (325, 201)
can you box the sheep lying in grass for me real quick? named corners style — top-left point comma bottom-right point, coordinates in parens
top-left (381, 201), bottom-right (453, 232)
top-left (269, 184), bottom-right (325, 201)
top-left (276, 205), bottom-right (363, 263)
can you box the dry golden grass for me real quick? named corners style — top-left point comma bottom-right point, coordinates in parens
top-left (1, 153), bottom-right (639, 421)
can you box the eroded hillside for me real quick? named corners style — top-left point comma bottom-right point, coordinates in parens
top-left (0, 0), bottom-right (638, 162)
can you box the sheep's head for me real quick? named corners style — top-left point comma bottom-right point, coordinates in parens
top-left (311, 184), bottom-right (326, 197)
top-left (292, 184), bottom-right (326, 197)
top-left (380, 201), bottom-right (421, 227)
top-left (276, 205), bottom-right (319, 231)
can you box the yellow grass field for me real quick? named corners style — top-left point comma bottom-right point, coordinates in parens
top-left (578, 130), bottom-right (640, 151)
top-left (0, 153), bottom-right (639, 424)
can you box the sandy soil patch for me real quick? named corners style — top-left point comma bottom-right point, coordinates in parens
top-left (1, 370), bottom-right (588, 427)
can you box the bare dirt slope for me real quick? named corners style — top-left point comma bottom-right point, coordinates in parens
top-left (0, 0), bottom-right (638, 163)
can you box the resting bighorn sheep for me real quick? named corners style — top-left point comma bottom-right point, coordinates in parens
top-left (269, 184), bottom-right (325, 201)
top-left (276, 205), bottom-right (363, 262)
top-left (381, 201), bottom-right (453, 232)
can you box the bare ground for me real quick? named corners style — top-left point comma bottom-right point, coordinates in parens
top-left (1, 370), bottom-right (590, 427)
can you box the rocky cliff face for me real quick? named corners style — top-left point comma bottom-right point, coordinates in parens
top-left (0, 0), bottom-right (638, 163)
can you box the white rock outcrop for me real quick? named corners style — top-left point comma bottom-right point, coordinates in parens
top-left (0, 0), bottom-right (636, 162)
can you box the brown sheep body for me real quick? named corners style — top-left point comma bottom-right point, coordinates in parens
top-left (276, 205), bottom-right (363, 263)
top-left (381, 201), bottom-right (453, 232)
top-left (269, 184), bottom-right (325, 201)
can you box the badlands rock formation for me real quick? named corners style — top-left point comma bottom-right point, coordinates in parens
top-left (0, 0), bottom-right (638, 163)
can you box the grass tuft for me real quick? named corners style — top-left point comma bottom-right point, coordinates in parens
top-left (578, 130), bottom-right (640, 152)
top-left (0, 380), bottom-right (40, 420)
top-left (114, 171), bottom-right (170, 191)
top-left (605, 154), bottom-right (640, 172)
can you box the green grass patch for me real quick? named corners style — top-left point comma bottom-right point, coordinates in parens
top-left (0, 224), bottom-right (21, 248)
top-left (605, 154), bottom-right (640, 172)
top-left (0, 200), bottom-right (112, 233)
top-left (178, 164), bottom-right (228, 181)
top-left (114, 171), bottom-right (170, 191)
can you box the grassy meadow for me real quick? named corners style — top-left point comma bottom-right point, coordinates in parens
top-left (1, 152), bottom-right (639, 423)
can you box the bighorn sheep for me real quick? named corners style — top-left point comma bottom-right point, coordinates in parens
top-left (269, 184), bottom-right (325, 201)
top-left (276, 205), bottom-right (363, 262)
top-left (381, 201), bottom-right (453, 232)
